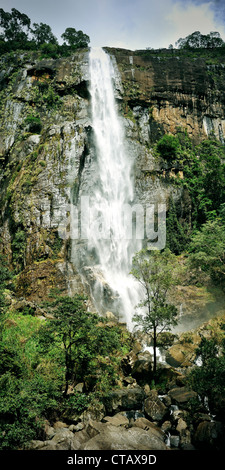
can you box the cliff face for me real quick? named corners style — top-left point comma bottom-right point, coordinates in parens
top-left (0, 50), bottom-right (91, 300)
top-left (0, 47), bottom-right (225, 304)
top-left (107, 47), bottom-right (225, 144)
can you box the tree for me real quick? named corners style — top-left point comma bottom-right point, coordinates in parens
top-left (176, 31), bottom-right (224, 49)
top-left (61, 27), bottom-right (90, 49)
top-left (31, 22), bottom-right (58, 45)
top-left (38, 295), bottom-right (125, 395)
top-left (131, 248), bottom-right (180, 374)
top-left (188, 218), bottom-right (225, 288)
top-left (0, 8), bottom-right (30, 44)
top-left (188, 331), bottom-right (225, 419)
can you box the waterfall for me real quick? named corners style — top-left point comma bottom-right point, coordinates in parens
top-left (86, 47), bottom-right (142, 327)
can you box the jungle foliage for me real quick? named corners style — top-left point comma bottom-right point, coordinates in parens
top-left (0, 284), bottom-right (132, 450)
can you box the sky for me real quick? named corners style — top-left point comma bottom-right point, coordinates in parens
top-left (1, 0), bottom-right (225, 50)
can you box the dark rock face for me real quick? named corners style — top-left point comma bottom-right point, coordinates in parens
top-left (107, 47), bottom-right (225, 144)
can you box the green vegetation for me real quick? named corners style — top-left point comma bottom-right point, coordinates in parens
top-left (131, 248), bottom-right (180, 374)
top-left (24, 114), bottom-right (42, 133)
top-left (157, 134), bottom-right (181, 162)
top-left (162, 133), bottom-right (225, 258)
top-left (0, 273), bottom-right (132, 449)
top-left (188, 219), bottom-right (225, 289)
top-left (176, 31), bottom-right (225, 49)
top-left (0, 7), bottom-right (90, 57)
top-left (188, 327), bottom-right (225, 419)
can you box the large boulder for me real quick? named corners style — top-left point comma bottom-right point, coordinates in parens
top-left (131, 352), bottom-right (153, 384)
top-left (29, 427), bottom-right (90, 450)
top-left (166, 343), bottom-right (196, 367)
top-left (81, 422), bottom-right (168, 450)
top-left (104, 386), bottom-right (145, 414)
top-left (144, 390), bottom-right (168, 422)
top-left (194, 420), bottom-right (225, 450)
top-left (168, 386), bottom-right (197, 406)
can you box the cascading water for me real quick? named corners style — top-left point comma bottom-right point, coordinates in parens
top-left (86, 47), bottom-right (142, 328)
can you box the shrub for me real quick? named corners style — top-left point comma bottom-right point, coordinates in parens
top-left (157, 134), bottom-right (180, 161)
top-left (24, 114), bottom-right (42, 133)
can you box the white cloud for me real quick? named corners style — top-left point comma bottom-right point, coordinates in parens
top-left (166, 1), bottom-right (225, 46)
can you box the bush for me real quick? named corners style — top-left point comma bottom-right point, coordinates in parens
top-left (24, 114), bottom-right (42, 133)
top-left (157, 134), bottom-right (180, 161)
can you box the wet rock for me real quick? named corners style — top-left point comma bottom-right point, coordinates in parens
top-left (170, 435), bottom-right (180, 448)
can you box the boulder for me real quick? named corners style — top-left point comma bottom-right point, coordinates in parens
top-left (103, 413), bottom-right (129, 427)
top-left (104, 386), bottom-right (145, 414)
top-left (144, 390), bottom-right (168, 422)
top-left (179, 429), bottom-right (195, 450)
top-left (29, 428), bottom-right (90, 451)
top-left (168, 386), bottom-right (197, 405)
top-left (131, 356), bottom-right (152, 384)
top-left (134, 417), bottom-right (165, 440)
top-left (81, 423), bottom-right (168, 450)
top-left (166, 343), bottom-right (196, 367)
top-left (194, 420), bottom-right (225, 450)
top-left (176, 418), bottom-right (187, 433)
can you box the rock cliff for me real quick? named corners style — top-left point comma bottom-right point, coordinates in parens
top-left (0, 46), bottom-right (225, 309)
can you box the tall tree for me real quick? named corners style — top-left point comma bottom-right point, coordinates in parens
top-left (0, 8), bottom-right (31, 44)
top-left (31, 22), bottom-right (58, 45)
top-left (188, 218), bottom-right (225, 288)
top-left (131, 248), bottom-right (180, 374)
top-left (61, 27), bottom-right (90, 48)
top-left (176, 31), bottom-right (224, 49)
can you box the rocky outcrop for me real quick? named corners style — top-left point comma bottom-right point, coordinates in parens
top-left (107, 47), bottom-right (225, 144)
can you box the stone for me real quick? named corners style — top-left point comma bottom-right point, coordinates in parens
top-left (81, 424), bottom-right (168, 451)
top-left (168, 386), bottom-right (197, 405)
top-left (166, 343), bottom-right (196, 367)
top-left (144, 390), bottom-right (168, 422)
top-left (161, 421), bottom-right (172, 433)
top-left (134, 417), bottom-right (165, 440)
top-left (104, 386), bottom-right (145, 414)
top-left (53, 421), bottom-right (68, 430)
top-left (194, 421), bottom-right (225, 450)
top-left (180, 429), bottom-right (194, 450)
top-left (74, 382), bottom-right (84, 393)
top-left (51, 428), bottom-right (75, 449)
top-left (69, 423), bottom-right (85, 432)
top-left (170, 435), bottom-right (180, 448)
top-left (131, 357), bottom-right (152, 384)
top-left (176, 418), bottom-right (187, 433)
top-left (103, 413), bottom-right (129, 427)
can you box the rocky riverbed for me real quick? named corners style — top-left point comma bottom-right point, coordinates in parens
top-left (28, 314), bottom-right (225, 451)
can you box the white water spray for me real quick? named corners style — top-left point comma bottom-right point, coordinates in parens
top-left (88, 47), bottom-right (142, 327)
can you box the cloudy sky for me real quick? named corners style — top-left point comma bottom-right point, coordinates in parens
top-left (1, 0), bottom-right (225, 50)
